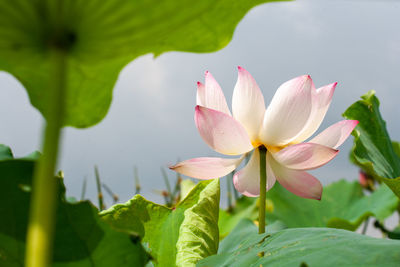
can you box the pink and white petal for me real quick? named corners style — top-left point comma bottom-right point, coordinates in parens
top-left (267, 153), bottom-right (322, 200)
top-left (196, 81), bottom-right (206, 106)
top-left (309, 120), bottom-right (359, 149)
top-left (169, 156), bottom-right (244, 179)
top-left (196, 72), bottom-right (231, 115)
top-left (266, 155), bottom-right (277, 191)
top-left (233, 150), bottom-right (260, 197)
top-left (195, 106), bottom-right (253, 155)
top-left (271, 143), bottom-right (338, 170)
top-left (293, 82), bottom-right (337, 143)
top-left (232, 66), bottom-right (265, 142)
top-left (233, 150), bottom-right (276, 197)
top-left (260, 75), bottom-right (314, 146)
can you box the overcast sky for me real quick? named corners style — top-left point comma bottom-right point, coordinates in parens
top-left (1, 0), bottom-right (399, 209)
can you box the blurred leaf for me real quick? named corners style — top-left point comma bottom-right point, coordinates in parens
top-left (374, 221), bottom-right (400, 240)
top-left (20, 151), bottom-right (41, 160)
top-left (392, 141), bottom-right (400, 158)
top-left (388, 226), bottom-right (400, 240)
top-left (0, 144), bottom-right (13, 160)
top-left (218, 180), bottom-right (397, 235)
top-left (198, 227), bottom-right (400, 267)
top-left (219, 197), bottom-right (258, 239)
top-left (0, 0), bottom-right (286, 128)
top-left (0, 157), bottom-right (150, 266)
top-left (343, 91), bottom-right (400, 197)
top-left (266, 180), bottom-right (398, 230)
top-left (101, 179), bottom-right (220, 267)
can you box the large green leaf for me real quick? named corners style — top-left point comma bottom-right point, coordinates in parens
top-left (218, 219), bottom-right (258, 254)
top-left (101, 179), bottom-right (220, 267)
top-left (218, 219), bottom-right (285, 254)
top-left (218, 180), bottom-right (397, 235)
top-left (343, 91), bottom-right (400, 197)
top-left (0, 0), bottom-right (286, 128)
top-left (198, 227), bottom-right (400, 267)
top-left (0, 153), bottom-right (150, 266)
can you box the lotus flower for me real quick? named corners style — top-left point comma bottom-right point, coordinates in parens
top-left (170, 67), bottom-right (358, 200)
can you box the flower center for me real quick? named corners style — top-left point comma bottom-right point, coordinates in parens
top-left (252, 139), bottom-right (296, 153)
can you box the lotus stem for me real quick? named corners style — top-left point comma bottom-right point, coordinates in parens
top-left (259, 146), bottom-right (267, 234)
top-left (25, 48), bottom-right (66, 266)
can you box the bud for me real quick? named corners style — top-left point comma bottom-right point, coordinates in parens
top-left (358, 170), bottom-right (375, 191)
top-left (359, 171), bottom-right (369, 188)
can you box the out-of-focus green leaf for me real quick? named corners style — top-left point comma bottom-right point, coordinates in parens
top-left (392, 141), bottom-right (400, 158)
top-left (266, 180), bottom-right (398, 230)
top-left (20, 151), bottom-right (41, 160)
top-left (218, 197), bottom-right (258, 239)
top-left (0, 0), bottom-right (287, 128)
top-left (343, 91), bottom-right (400, 197)
top-left (198, 227), bottom-right (400, 267)
top-left (0, 156), bottom-right (150, 266)
top-left (388, 226), bottom-right (400, 240)
top-left (0, 144), bottom-right (13, 160)
top-left (218, 179), bottom-right (397, 235)
top-left (101, 179), bottom-right (220, 267)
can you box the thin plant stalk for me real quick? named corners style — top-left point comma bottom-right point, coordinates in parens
top-left (171, 172), bottom-right (182, 201)
top-left (25, 49), bottom-right (66, 266)
top-left (162, 191), bottom-right (171, 206)
top-left (161, 168), bottom-right (173, 205)
top-left (80, 177), bottom-right (87, 201)
top-left (134, 166), bottom-right (141, 194)
top-left (361, 217), bottom-right (370, 235)
top-left (102, 183), bottom-right (119, 204)
top-left (94, 165), bottom-right (105, 210)
top-left (258, 146), bottom-right (267, 234)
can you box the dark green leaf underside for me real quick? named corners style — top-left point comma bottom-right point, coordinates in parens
top-left (0, 0), bottom-right (286, 128)
top-left (0, 151), bottom-right (149, 266)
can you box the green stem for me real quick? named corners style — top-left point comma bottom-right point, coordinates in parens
top-left (258, 146), bottom-right (267, 234)
top-left (25, 48), bottom-right (66, 267)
